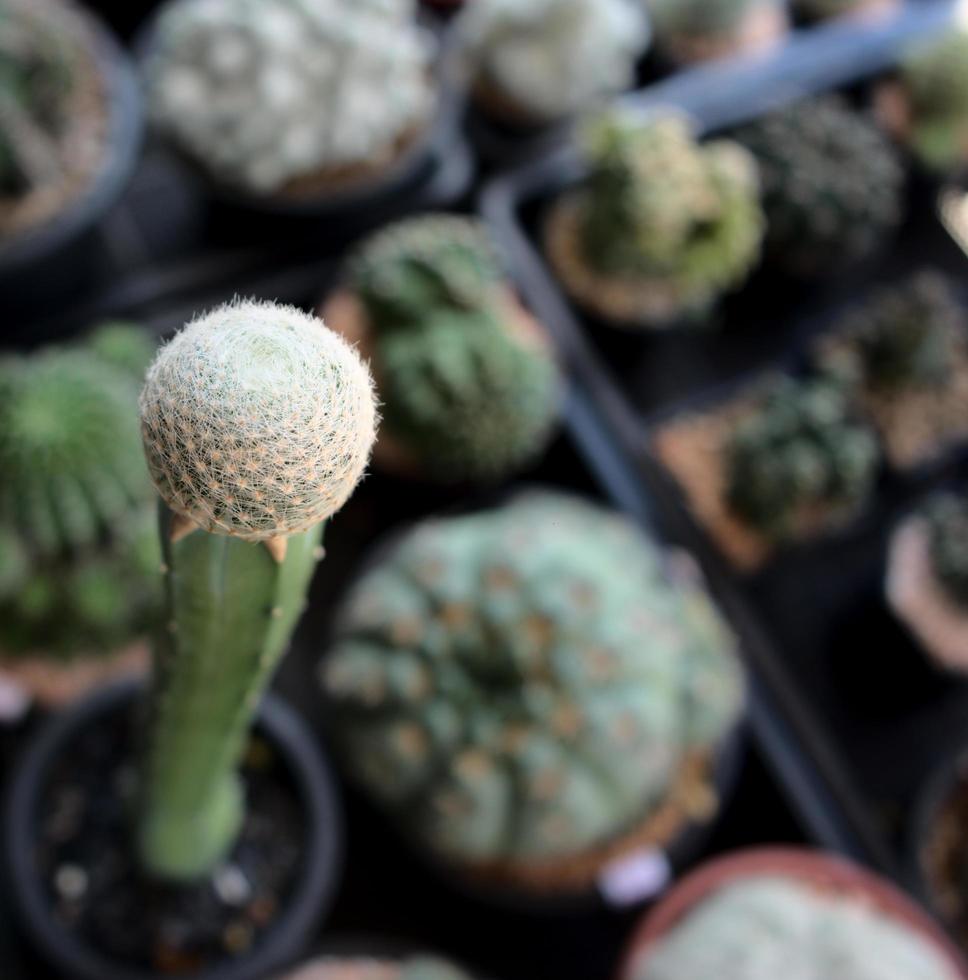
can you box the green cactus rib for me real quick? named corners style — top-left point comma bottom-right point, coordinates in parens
top-left (136, 506), bottom-right (324, 881)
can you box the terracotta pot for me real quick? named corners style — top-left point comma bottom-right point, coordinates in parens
top-left (617, 846), bottom-right (968, 980)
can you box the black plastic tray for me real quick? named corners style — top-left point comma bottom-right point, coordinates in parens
top-left (481, 0), bottom-right (967, 907)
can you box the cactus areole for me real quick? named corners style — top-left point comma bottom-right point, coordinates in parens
top-left (136, 300), bottom-right (376, 881)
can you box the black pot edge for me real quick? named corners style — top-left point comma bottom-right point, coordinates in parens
top-left (3, 679), bottom-right (344, 980)
top-left (0, 6), bottom-right (144, 275)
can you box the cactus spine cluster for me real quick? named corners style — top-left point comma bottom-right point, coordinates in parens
top-left (322, 491), bottom-right (743, 877)
top-left (146, 0), bottom-right (436, 194)
top-left (725, 376), bottom-right (879, 540)
top-left (924, 493), bottom-right (968, 610)
top-left (633, 876), bottom-right (957, 979)
top-left (347, 215), bottom-right (560, 482)
top-left (550, 111), bottom-right (763, 327)
top-left (0, 324), bottom-right (159, 659)
top-left (0, 0), bottom-right (105, 236)
top-left (735, 96), bottom-right (904, 276)
top-left (898, 31), bottom-right (968, 173)
top-left (136, 300), bottom-right (376, 881)
top-left (459, 0), bottom-right (651, 123)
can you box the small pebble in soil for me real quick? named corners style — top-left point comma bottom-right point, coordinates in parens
top-left (55, 864), bottom-right (88, 901)
top-left (214, 864), bottom-right (251, 906)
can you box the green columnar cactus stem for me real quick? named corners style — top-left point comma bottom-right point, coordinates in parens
top-left (136, 300), bottom-right (376, 881)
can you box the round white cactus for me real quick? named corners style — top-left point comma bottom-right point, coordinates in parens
top-left (146, 0), bottom-right (436, 193)
top-left (635, 876), bottom-right (958, 980)
top-left (460, 0), bottom-right (650, 122)
top-left (139, 300), bottom-right (377, 541)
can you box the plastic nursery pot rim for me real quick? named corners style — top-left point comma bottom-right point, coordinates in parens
top-left (137, 6), bottom-right (463, 219)
top-left (615, 846), bottom-right (968, 980)
top-left (0, 7), bottom-right (143, 275)
top-left (3, 679), bottom-right (343, 980)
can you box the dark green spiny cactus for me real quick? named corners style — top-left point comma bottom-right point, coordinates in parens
top-left (349, 215), bottom-right (560, 482)
top-left (735, 96), bottom-right (904, 276)
top-left (726, 376), bottom-right (880, 539)
top-left (924, 492), bottom-right (968, 609)
top-left (322, 491), bottom-right (744, 874)
top-left (899, 31), bottom-right (968, 173)
top-left (823, 272), bottom-right (962, 394)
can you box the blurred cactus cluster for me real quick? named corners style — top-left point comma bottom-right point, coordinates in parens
top-left (649, 0), bottom-right (787, 62)
top-left (550, 111), bottom-right (764, 327)
top-left (735, 96), bottom-right (904, 276)
top-left (726, 376), bottom-right (879, 541)
top-left (345, 215), bottom-right (560, 482)
top-left (323, 490), bottom-right (743, 885)
top-left (0, 324), bottom-right (159, 658)
top-left (146, 0), bottom-right (436, 194)
top-left (898, 31), bottom-right (968, 173)
top-left (282, 956), bottom-right (473, 980)
top-left (459, 0), bottom-right (651, 124)
top-left (924, 493), bottom-right (968, 610)
top-left (0, 0), bottom-right (106, 237)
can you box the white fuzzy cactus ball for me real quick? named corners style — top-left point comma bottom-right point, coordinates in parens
top-left (140, 300), bottom-right (377, 540)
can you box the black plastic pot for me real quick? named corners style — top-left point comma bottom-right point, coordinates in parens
top-left (4, 680), bottom-right (343, 980)
top-left (0, 5), bottom-right (143, 321)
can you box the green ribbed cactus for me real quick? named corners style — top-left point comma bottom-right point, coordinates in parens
top-left (725, 376), bottom-right (879, 540)
top-left (924, 492), bottom-right (968, 610)
top-left (136, 300), bottom-right (376, 881)
top-left (821, 272), bottom-right (961, 394)
top-left (554, 111), bottom-right (763, 327)
top-left (633, 875), bottom-right (957, 979)
top-left (348, 215), bottom-right (559, 482)
top-left (283, 955), bottom-right (473, 980)
top-left (735, 97), bottom-right (904, 276)
top-left (899, 32), bottom-right (968, 173)
top-left (322, 491), bottom-right (743, 874)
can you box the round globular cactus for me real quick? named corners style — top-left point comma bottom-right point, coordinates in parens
top-left (140, 300), bottom-right (377, 541)
top-left (333, 215), bottom-right (560, 482)
top-left (895, 31), bottom-right (968, 173)
top-left (734, 96), bottom-right (904, 276)
top-left (725, 376), bottom-right (880, 541)
top-left (648, 0), bottom-right (787, 63)
top-left (547, 111), bottom-right (764, 328)
top-left (137, 299), bottom-right (377, 882)
top-left (0, 0), bottom-right (107, 237)
top-left (631, 875), bottom-right (958, 979)
top-left (85, 320), bottom-right (158, 380)
top-left (281, 955), bottom-right (474, 980)
top-left (321, 490), bottom-right (744, 891)
top-left (146, 0), bottom-right (436, 195)
top-left (458, 0), bottom-right (651, 125)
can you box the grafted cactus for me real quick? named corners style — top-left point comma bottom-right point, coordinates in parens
top-left (137, 300), bottom-right (376, 881)
top-left (0, 0), bottom-right (105, 236)
top-left (548, 111), bottom-right (763, 327)
top-left (924, 493), bottom-right (968, 610)
top-left (649, 0), bottom-right (786, 62)
top-left (322, 491), bottom-right (743, 885)
top-left (898, 32), bottom-right (968, 173)
top-left (282, 955), bottom-right (473, 980)
top-left (342, 215), bottom-right (560, 481)
top-left (633, 876), bottom-right (957, 979)
top-left (146, 0), bottom-right (436, 194)
top-left (459, 0), bottom-right (651, 124)
top-left (734, 97), bottom-right (904, 276)
top-left (725, 376), bottom-right (879, 540)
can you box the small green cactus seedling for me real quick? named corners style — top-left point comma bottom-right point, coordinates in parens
top-left (898, 31), bottom-right (968, 172)
top-left (549, 111), bottom-right (764, 327)
top-left (633, 875), bottom-right (957, 979)
top-left (146, 0), bottom-right (436, 194)
top-left (735, 96), bottom-right (904, 276)
top-left (824, 272), bottom-right (962, 394)
top-left (346, 215), bottom-right (560, 482)
top-left (924, 493), bottom-right (968, 610)
top-left (0, 0), bottom-right (105, 236)
top-left (282, 955), bottom-right (473, 980)
top-left (649, 0), bottom-right (786, 62)
top-left (322, 491), bottom-right (744, 883)
top-left (725, 376), bottom-right (880, 540)
top-left (137, 299), bottom-right (376, 881)
top-left (459, 0), bottom-right (651, 123)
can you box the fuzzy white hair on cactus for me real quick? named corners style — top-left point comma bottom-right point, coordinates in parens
top-left (139, 300), bottom-right (377, 546)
